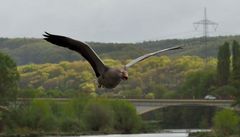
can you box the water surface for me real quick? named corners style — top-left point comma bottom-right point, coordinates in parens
top-left (78, 133), bottom-right (188, 137)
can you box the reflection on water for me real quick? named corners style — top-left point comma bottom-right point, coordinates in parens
top-left (61, 129), bottom-right (211, 137)
top-left (78, 133), bottom-right (188, 137)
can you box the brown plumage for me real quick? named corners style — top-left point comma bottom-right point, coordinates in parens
top-left (43, 32), bottom-right (182, 89)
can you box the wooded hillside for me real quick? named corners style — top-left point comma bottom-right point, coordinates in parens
top-left (1, 35), bottom-right (240, 65)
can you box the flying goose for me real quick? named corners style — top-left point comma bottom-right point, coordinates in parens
top-left (43, 32), bottom-right (182, 89)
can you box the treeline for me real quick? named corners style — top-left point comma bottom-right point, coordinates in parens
top-left (214, 40), bottom-right (240, 101)
top-left (1, 35), bottom-right (240, 65)
top-left (2, 97), bottom-right (142, 135)
top-left (179, 40), bottom-right (240, 100)
top-left (17, 40), bottom-right (240, 100)
top-left (17, 56), bottom-right (217, 99)
top-left (18, 49), bottom-right (239, 99)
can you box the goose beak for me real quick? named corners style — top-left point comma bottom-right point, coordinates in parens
top-left (121, 73), bottom-right (128, 80)
top-left (122, 76), bottom-right (128, 80)
top-left (121, 69), bottom-right (128, 80)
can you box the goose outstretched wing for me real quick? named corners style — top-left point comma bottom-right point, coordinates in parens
top-left (43, 32), bottom-right (107, 77)
top-left (125, 46), bottom-right (182, 68)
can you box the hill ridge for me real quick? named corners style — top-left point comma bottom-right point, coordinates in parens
top-left (1, 35), bottom-right (240, 65)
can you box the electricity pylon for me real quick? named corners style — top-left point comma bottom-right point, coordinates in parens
top-left (193, 8), bottom-right (218, 46)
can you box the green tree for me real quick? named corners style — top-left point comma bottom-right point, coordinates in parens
top-left (232, 40), bottom-right (240, 81)
top-left (217, 42), bottom-right (230, 86)
top-left (230, 41), bottom-right (240, 104)
top-left (179, 69), bottom-right (216, 99)
top-left (0, 52), bottom-right (19, 105)
top-left (145, 92), bottom-right (155, 99)
top-left (111, 100), bottom-right (141, 133)
top-left (213, 109), bottom-right (239, 137)
top-left (83, 99), bottom-right (114, 131)
top-left (212, 85), bottom-right (237, 99)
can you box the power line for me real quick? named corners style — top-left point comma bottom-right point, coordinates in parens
top-left (193, 8), bottom-right (218, 46)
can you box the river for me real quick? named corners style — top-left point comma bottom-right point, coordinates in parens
top-left (75, 133), bottom-right (188, 137)
top-left (62, 129), bottom-right (210, 137)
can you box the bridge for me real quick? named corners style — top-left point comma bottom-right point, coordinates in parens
top-left (126, 99), bottom-right (236, 115)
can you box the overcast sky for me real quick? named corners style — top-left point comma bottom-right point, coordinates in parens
top-left (0, 0), bottom-right (239, 42)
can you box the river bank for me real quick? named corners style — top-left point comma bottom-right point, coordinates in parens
top-left (0, 132), bottom-right (189, 137)
top-left (0, 129), bottom-right (212, 137)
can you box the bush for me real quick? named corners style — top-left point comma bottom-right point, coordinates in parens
top-left (3, 100), bottom-right (57, 133)
top-left (2, 97), bottom-right (142, 135)
top-left (111, 100), bottom-right (141, 133)
top-left (60, 118), bottom-right (83, 132)
top-left (145, 93), bottom-right (155, 99)
top-left (22, 100), bottom-right (57, 131)
top-left (83, 99), bottom-right (114, 132)
top-left (213, 109), bottom-right (240, 137)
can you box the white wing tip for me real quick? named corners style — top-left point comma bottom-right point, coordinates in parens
top-left (170, 46), bottom-right (183, 50)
